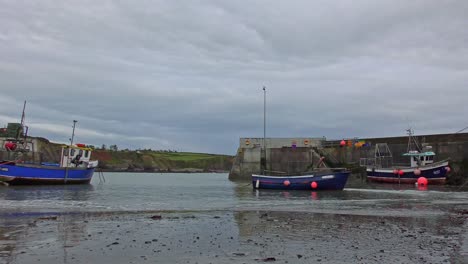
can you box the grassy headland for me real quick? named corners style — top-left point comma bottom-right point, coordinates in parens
top-left (92, 150), bottom-right (234, 172)
top-left (29, 137), bottom-right (234, 173)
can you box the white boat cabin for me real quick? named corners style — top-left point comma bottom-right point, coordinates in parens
top-left (403, 147), bottom-right (435, 168)
top-left (60, 144), bottom-right (99, 168)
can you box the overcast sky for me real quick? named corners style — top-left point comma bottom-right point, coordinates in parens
top-left (0, 1), bottom-right (467, 154)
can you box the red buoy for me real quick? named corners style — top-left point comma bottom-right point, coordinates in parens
top-left (445, 166), bottom-right (451, 173)
top-left (4, 142), bottom-right (17, 151)
top-left (417, 177), bottom-right (428, 186)
top-left (311, 181), bottom-right (318, 189)
top-left (393, 169), bottom-right (399, 175)
top-left (414, 168), bottom-right (421, 176)
top-left (283, 180), bottom-right (290, 187)
top-left (340, 140), bottom-right (346, 147)
top-left (398, 170), bottom-right (404, 176)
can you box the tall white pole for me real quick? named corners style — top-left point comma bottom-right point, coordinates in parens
top-left (263, 86), bottom-right (266, 175)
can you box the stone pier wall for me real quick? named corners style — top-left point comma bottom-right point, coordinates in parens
top-left (229, 133), bottom-right (468, 181)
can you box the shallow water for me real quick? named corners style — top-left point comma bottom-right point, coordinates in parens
top-left (0, 173), bottom-right (467, 216)
top-left (0, 173), bottom-right (467, 263)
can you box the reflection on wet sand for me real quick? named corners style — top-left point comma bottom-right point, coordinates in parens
top-left (233, 210), bottom-right (466, 263)
top-left (0, 186), bottom-right (92, 264)
top-left (0, 220), bottom-right (22, 264)
top-left (0, 185), bottom-right (95, 202)
top-left (0, 214), bottom-right (91, 264)
top-left (0, 184), bottom-right (93, 263)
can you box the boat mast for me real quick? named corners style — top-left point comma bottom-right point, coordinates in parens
top-left (64, 120), bottom-right (77, 183)
top-left (70, 120), bottom-right (78, 149)
top-left (20, 101), bottom-right (26, 130)
top-left (406, 128), bottom-right (421, 153)
top-left (18, 101), bottom-right (27, 142)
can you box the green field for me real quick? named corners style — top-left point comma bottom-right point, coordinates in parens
top-left (92, 150), bottom-right (233, 172)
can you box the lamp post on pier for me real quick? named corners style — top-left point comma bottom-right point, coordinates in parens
top-left (262, 86), bottom-right (266, 175)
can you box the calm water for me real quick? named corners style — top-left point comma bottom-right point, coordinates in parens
top-left (1, 173), bottom-right (468, 263)
top-left (0, 172), bottom-right (467, 217)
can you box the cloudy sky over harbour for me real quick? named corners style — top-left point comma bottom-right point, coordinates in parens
top-left (0, 0), bottom-right (467, 154)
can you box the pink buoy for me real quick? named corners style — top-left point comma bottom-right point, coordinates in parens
top-left (398, 170), bottom-right (404, 176)
top-left (283, 180), bottom-right (290, 187)
top-left (414, 168), bottom-right (421, 176)
top-left (393, 169), bottom-right (399, 175)
top-left (311, 181), bottom-right (318, 189)
top-left (340, 140), bottom-right (346, 147)
top-left (417, 177), bottom-right (428, 186)
top-left (445, 166), bottom-right (451, 173)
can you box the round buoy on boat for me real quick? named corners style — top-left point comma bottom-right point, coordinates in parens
top-left (417, 177), bottom-right (428, 186)
top-left (283, 180), bottom-right (290, 187)
top-left (398, 170), bottom-right (404, 176)
top-left (414, 168), bottom-right (421, 176)
top-left (311, 181), bottom-right (318, 189)
top-left (445, 166), bottom-right (451, 173)
top-left (340, 140), bottom-right (346, 147)
top-left (393, 169), bottom-right (399, 175)
top-left (4, 142), bottom-right (17, 151)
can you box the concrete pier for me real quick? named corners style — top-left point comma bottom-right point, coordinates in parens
top-left (229, 133), bottom-right (468, 181)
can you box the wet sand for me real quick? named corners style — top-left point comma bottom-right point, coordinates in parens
top-left (1, 209), bottom-right (467, 264)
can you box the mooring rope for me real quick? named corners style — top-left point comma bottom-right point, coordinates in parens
top-left (0, 159), bottom-right (22, 166)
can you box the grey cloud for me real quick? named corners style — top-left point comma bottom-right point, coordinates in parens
top-left (0, 0), bottom-right (467, 153)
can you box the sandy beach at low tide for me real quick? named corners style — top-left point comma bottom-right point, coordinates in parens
top-left (1, 208), bottom-right (467, 264)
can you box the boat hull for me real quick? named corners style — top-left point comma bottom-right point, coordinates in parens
top-left (366, 160), bottom-right (449, 184)
top-left (251, 171), bottom-right (350, 190)
top-left (0, 164), bottom-right (94, 185)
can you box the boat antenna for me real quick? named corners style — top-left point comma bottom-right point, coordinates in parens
top-left (262, 86), bottom-right (266, 175)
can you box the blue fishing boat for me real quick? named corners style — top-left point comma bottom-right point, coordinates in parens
top-left (0, 102), bottom-right (98, 185)
top-left (252, 170), bottom-right (350, 190)
top-left (361, 129), bottom-right (450, 184)
top-left (0, 145), bottom-right (98, 185)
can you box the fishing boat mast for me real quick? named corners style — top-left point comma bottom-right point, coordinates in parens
top-left (19, 101), bottom-right (26, 135)
top-left (64, 120), bottom-right (77, 183)
top-left (18, 101), bottom-right (29, 149)
top-left (70, 120), bottom-right (78, 150)
top-left (406, 128), bottom-right (421, 153)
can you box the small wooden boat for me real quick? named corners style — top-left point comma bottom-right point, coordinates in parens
top-left (252, 170), bottom-right (350, 190)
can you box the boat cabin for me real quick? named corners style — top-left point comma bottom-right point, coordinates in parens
top-left (60, 144), bottom-right (98, 168)
top-left (403, 148), bottom-right (435, 168)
